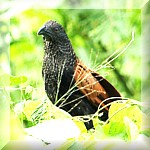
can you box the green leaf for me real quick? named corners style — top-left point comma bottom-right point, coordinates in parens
top-left (10, 75), bottom-right (27, 86)
top-left (23, 100), bottom-right (43, 121)
top-left (93, 116), bottom-right (104, 129)
top-left (109, 102), bottom-right (142, 129)
top-left (102, 102), bottom-right (142, 141)
top-left (94, 125), bottom-right (107, 139)
top-left (73, 119), bottom-right (87, 133)
top-left (103, 121), bottom-right (127, 140)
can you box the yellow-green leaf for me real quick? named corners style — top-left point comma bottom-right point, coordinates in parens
top-left (109, 102), bottom-right (142, 129)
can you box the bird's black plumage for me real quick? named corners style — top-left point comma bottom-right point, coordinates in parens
top-left (38, 20), bottom-right (121, 129)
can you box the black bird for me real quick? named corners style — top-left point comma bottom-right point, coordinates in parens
top-left (38, 20), bottom-right (121, 129)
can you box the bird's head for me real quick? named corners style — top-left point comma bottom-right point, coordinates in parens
top-left (38, 20), bottom-right (69, 43)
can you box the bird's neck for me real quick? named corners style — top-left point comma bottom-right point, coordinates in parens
top-left (44, 38), bottom-right (73, 53)
top-left (43, 39), bottom-right (77, 67)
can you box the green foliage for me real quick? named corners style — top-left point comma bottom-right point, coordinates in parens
top-left (13, 96), bottom-right (150, 149)
top-left (102, 103), bottom-right (142, 141)
top-left (108, 102), bottom-right (142, 129)
top-left (8, 9), bottom-right (141, 100)
top-left (1, 2), bottom-right (149, 149)
top-left (10, 75), bottom-right (27, 86)
top-left (55, 100), bottom-right (149, 150)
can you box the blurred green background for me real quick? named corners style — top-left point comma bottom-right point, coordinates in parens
top-left (2, 9), bottom-right (142, 102)
top-left (1, 0), bottom-right (150, 149)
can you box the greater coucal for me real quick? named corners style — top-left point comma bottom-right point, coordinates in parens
top-left (38, 20), bottom-right (121, 129)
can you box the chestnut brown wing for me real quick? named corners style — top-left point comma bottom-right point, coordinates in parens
top-left (74, 60), bottom-right (121, 111)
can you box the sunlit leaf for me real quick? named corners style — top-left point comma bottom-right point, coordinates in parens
top-left (103, 121), bottom-right (127, 140)
top-left (73, 119), bottom-right (87, 133)
top-left (25, 119), bottom-right (80, 149)
top-left (23, 100), bottom-right (43, 121)
top-left (109, 102), bottom-right (142, 129)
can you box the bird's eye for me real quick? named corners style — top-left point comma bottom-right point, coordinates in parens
top-left (55, 28), bottom-right (59, 32)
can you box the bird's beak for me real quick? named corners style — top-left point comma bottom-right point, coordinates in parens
top-left (37, 25), bottom-right (46, 35)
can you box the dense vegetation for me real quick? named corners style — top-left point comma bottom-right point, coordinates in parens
top-left (0, 1), bottom-right (150, 149)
